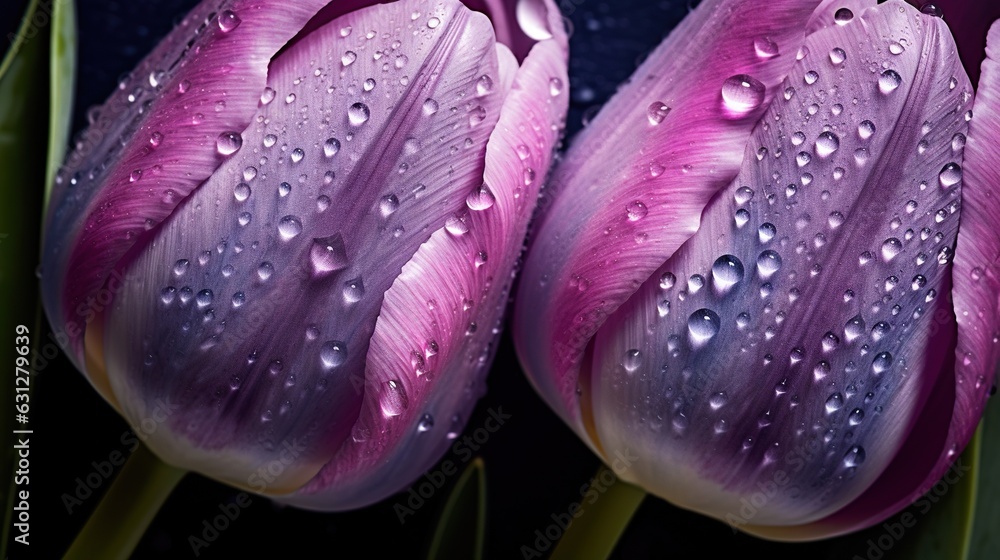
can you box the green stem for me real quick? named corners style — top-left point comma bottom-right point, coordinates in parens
top-left (64, 444), bottom-right (187, 560)
top-left (550, 464), bottom-right (647, 560)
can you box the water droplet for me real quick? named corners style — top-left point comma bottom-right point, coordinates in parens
top-left (380, 379), bottom-right (409, 417)
top-left (623, 349), bottom-right (642, 372)
top-left (548, 77), bottom-right (563, 96)
top-left (879, 69), bottom-right (902, 94)
top-left (417, 413), bottom-right (434, 433)
top-left (647, 102), bottom-right (671, 125)
top-left (320, 341), bottom-right (347, 368)
top-left (231, 292), bottom-right (246, 308)
top-left (758, 222), bottom-right (776, 243)
top-left (310, 234), bottom-right (348, 274)
top-left (822, 331), bottom-right (841, 353)
top-left (920, 3), bottom-right (942, 17)
top-left (688, 308), bottom-right (721, 343)
top-left (951, 133), bottom-right (966, 153)
top-left (626, 200), bottom-right (648, 221)
top-left (216, 132), bottom-right (242, 155)
top-left (342, 51), bottom-right (357, 66)
top-left (218, 10), bottom-right (241, 32)
top-left (234, 183), bottom-right (251, 202)
top-left (845, 314), bottom-right (866, 341)
top-left (889, 42), bottom-right (904, 55)
top-left (754, 36), bottom-right (779, 59)
top-left (756, 250), bottom-right (782, 278)
top-left (938, 162), bottom-right (962, 188)
top-left (466, 183), bottom-right (496, 211)
top-left (348, 102), bottom-right (370, 125)
top-left (712, 255), bottom-right (745, 290)
top-left (277, 215), bottom-right (302, 240)
top-left (804, 70), bottom-right (819, 85)
top-left (833, 7), bottom-right (854, 24)
top-left (816, 131), bottom-right (840, 157)
top-left (735, 208), bottom-right (751, 228)
top-left (881, 238), bottom-right (903, 261)
top-left (825, 392), bottom-right (844, 414)
top-left (257, 262), bottom-right (274, 281)
top-left (343, 277), bottom-right (365, 302)
top-left (422, 98), bottom-right (439, 116)
top-left (427, 16), bottom-right (441, 28)
top-left (196, 289), bottom-right (214, 308)
top-left (872, 351), bottom-right (893, 374)
top-left (829, 48), bottom-right (846, 65)
top-left (843, 445), bottom-right (866, 467)
top-left (709, 392), bottom-right (728, 410)
top-left (173, 259), bottom-right (190, 277)
top-left (721, 74), bottom-right (766, 114)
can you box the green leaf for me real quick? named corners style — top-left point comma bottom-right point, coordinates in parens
top-left (0, 0), bottom-right (75, 557)
top-left (427, 458), bottom-right (487, 560)
top-left (967, 399), bottom-right (1000, 559)
top-left (45, 0), bottom-right (76, 207)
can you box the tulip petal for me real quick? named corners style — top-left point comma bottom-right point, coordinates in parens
top-left (514, 0), bottom-right (822, 449)
top-left (805, 0), bottom-right (876, 34)
top-left (285, 12), bottom-right (568, 510)
top-left (588, 1), bottom-right (972, 531)
top-left (99, 0), bottom-right (506, 492)
top-left (950, 19), bottom-right (1000, 482)
top-left (42, 0), bottom-right (331, 370)
top-left (755, 17), bottom-right (1000, 542)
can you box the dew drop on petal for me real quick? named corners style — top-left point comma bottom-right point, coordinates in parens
top-left (216, 132), bottom-right (243, 155)
top-left (688, 308), bottom-right (721, 343)
top-left (721, 74), bottom-right (766, 114)
top-left (380, 379), bottom-right (409, 417)
top-left (879, 70), bottom-right (902, 94)
top-left (320, 341), bottom-right (347, 369)
top-left (310, 234), bottom-right (348, 274)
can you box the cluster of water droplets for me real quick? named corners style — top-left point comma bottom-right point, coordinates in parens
top-left (601, 4), bottom-right (972, 516)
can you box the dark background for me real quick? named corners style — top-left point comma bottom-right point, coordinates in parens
top-left (3, 0), bottom-right (993, 559)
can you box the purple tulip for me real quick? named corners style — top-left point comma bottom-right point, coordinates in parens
top-left (41, 0), bottom-right (567, 509)
top-left (514, 0), bottom-right (999, 539)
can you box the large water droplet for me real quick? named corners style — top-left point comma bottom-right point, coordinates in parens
top-left (721, 74), bottom-right (766, 114)
top-left (843, 445), bottom-right (866, 467)
top-left (218, 10), bottom-right (241, 32)
top-left (277, 215), bottom-right (302, 240)
top-left (815, 131), bottom-right (840, 157)
top-left (712, 255), bottom-right (745, 291)
top-left (938, 162), bottom-right (962, 188)
top-left (688, 308), bottom-right (721, 343)
top-left (756, 250), bottom-right (782, 278)
top-left (623, 349), bottom-right (642, 372)
top-left (216, 132), bottom-right (243, 155)
top-left (310, 234), bottom-right (348, 274)
top-left (825, 392), bottom-right (844, 414)
top-left (380, 379), bottom-right (409, 417)
top-left (348, 102), bottom-right (370, 125)
top-left (626, 201), bottom-right (648, 221)
top-left (879, 70), bottom-right (902, 94)
top-left (845, 315), bottom-right (866, 341)
top-left (881, 238), bottom-right (903, 261)
top-left (466, 183), bottom-right (496, 211)
top-left (872, 351), bottom-right (893, 374)
top-left (754, 36), bottom-right (779, 59)
top-left (647, 102), bottom-right (671, 125)
top-left (320, 341), bottom-right (347, 368)
top-left (343, 277), bottom-right (365, 303)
